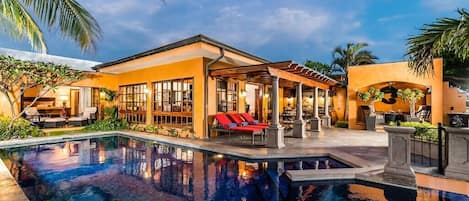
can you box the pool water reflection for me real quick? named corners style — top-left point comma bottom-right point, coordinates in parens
top-left (0, 136), bottom-right (468, 201)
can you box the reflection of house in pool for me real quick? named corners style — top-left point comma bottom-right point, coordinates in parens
top-left (2, 136), bottom-right (467, 201)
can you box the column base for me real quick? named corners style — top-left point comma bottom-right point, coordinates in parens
top-left (310, 117), bottom-right (321, 132)
top-left (383, 164), bottom-right (416, 187)
top-left (266, 126), bottom-right (285, 149)
top-left (322, 116), bottom-right (331, 128)
top-left (293, 120), bottom-right (306, 138)
top-left (445, 166), bottom-right (469, 181)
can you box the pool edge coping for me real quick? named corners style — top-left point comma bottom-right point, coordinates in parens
top-left (0, 158), bottom-right (29, 201)
top-left (0, 131), bottom-right (422, 193)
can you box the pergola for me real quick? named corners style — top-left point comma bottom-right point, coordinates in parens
top-left (210, 61), bottom-right (338, 148)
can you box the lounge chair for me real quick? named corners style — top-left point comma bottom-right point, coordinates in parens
top-left (24, 107), bottom-right (49, 127)
top-left (214, 114), bottom-right (264, 144)
top-left (226, 113), bottom-right (268, 129)
top-left (69, 107), bottom-right (97, 126)
top-left (44, 117), bottom-right (66, 128)
top-left (239, 113), bottom-right (269, 126)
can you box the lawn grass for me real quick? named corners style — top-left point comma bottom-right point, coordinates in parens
top-left (45, 128), bottom-right (90, 136)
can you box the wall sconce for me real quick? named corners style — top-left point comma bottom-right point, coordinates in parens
top-left (264, 93), bottom-right (269, 98)
top-left (240, 90), bottom-right (247, 97)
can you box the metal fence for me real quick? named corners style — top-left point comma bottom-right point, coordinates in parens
top-left (410, 123), bottom-right (447, 174)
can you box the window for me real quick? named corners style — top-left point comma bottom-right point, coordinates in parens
top-left (217, 79), bottom-right (238, 112)
top-left (152, 78), bottom-right (193, 127)
top-left (119, 83), bottom-right (147, 123)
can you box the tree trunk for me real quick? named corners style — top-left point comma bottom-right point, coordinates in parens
top-left (410, 101), bottom-right (416, 118)
top-left (369, 103), bottom-right (376, 116)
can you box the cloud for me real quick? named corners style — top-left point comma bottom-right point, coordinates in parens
top-left (377, 14), bottom-right (412, 22)
top-left (82, 0), bottom-right (162, 16)
top-left (421, 0), bottom-right (466, 12)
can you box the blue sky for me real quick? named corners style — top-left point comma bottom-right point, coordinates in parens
top-left (0, 0), bottom-right (467, 64)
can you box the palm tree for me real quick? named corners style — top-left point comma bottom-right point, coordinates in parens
top-left (407, 9), bottom-right (469, 76)
top-left (0, 0), bottom-right (101, 53)
top-left (332, 42), bottom-right (378, 121)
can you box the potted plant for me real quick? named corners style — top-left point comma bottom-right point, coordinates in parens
top-left (397, 88), bottom-right (425, 121)
top-left (358, 87), bottom-right (384, 130)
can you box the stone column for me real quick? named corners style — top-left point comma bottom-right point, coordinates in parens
top-left (383, 126), bottom-right (416, 187)
top-left (310, 87), bottom-right (321, 132)
top-left (322, 89), bottom-right (331, 128)
top-left (444, 127), bottom-right (469, 181)
top-left (293, 82), bottom-right (306, 138)
top-left (266, 76), bottom-right (285, 148)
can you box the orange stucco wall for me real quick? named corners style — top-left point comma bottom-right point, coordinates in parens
top-left (347, 59), bottom-right (443, 129)
top-left (443, 81), bottom-right (467, 124)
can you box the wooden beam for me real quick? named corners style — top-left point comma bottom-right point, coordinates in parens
top-left (210, 65), bottom-right (268, 76)
top-left (268, 67), bottom-right (329, 89)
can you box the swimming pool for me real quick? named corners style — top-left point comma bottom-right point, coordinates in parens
top-left (0, 135), bottom-right (467, 201)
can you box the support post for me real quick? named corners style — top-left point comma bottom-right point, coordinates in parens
top-left (444, 127), bottom-right (469, 181)
top-left (310, 87), bottom-right (321, 132)
top-left (293, 82), bottom-right (306, 138)
top-left (322, 88), bottom-right (331, 128)
top-left (383, 126), bottom-right (416, 187)
top-left (266, 76), bottom-right (285, 148)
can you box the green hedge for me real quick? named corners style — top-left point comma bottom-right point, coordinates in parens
top-left (389, 121), bottom-right (438, 141)
top-left (334, 120), bottom-right (348, 128)
top-left (0, 116), bottom-right (44, 140)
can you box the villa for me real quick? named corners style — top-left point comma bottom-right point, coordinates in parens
top-left (1, 35), bottom-right (469, 200)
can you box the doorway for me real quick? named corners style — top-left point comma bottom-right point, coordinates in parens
top-left (70, 89), bottom-right (80, 116)
top-left (245, 83), bottom-right (263, 121)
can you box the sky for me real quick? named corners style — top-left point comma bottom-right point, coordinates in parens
top-left (0, 0), bottom-right (467, 64)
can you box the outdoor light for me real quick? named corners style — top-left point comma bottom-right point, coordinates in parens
top-left (144, 88), bottom-right (151, 94)
top-left (264, 93), bottom-right (269, 98)
top-left (240, 90), bottom-right (247, 97)
top-left (59, 95), bottom-right (68, 107)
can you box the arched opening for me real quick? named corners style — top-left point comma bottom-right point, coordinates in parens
top-left (356, 81), bottom-right (430, 125)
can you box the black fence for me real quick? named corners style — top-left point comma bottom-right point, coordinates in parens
top-left (410, 123), bottom-right (447, 174)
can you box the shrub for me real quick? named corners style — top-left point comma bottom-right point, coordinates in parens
top-left (0, 116), bottom-right (44, 140)
top-left (103, 106), bottom-right (118, 119)
top-left (84, 118), bottom-right (128, 131)
top-left (334, 121), bottom-right (348, 128)
top-left (389, 121), bottom-right (438, 141)
top-left (144, 125), bottom-right (160, 134)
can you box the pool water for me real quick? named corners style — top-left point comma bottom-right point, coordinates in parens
top-left (0, 136), bottom-right (467, 201)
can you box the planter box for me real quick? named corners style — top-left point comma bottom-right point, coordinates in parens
top-left (365, 116), bottom-right (376, 131)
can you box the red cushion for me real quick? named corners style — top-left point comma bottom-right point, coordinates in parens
top-left (215, 114), bottom-right (233, 127)
top-left (240, 113), bottom-right (255, 122)
top-left (227, 113), bottom-right (245, 124)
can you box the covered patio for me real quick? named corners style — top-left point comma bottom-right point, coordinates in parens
top-left (210, 61), bottom-right (338, 148)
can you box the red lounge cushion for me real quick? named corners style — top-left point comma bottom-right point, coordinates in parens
top-left (215, 114), bottom-right (233, 128)
top-left (240, 113), bottom-right (269, 126)
top-left (227, 113), bottom-right (245, 124)
top-left (240, 113), bottom-right (256, 122)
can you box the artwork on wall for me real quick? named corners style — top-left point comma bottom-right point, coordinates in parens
top-left (380, 85), bottom-right (398, 104)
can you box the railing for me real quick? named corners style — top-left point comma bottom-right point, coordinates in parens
top-left (409, 122), bottom-right (447, 174)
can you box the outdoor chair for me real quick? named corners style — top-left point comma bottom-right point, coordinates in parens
top-left (239, 113), bottom-right (270, 127)
top-left (226, 113), bottom-right (268, 129)
top-left (213, 114), bottom-right (264, 144)
top-left (43, 117), bottom-right (66, 128)
top-left (24, 107), bottom-right (49, 127)
top-left (415, 105), bottom-right (431, 122)
top-left (69, 107), bottom-right (97, 126)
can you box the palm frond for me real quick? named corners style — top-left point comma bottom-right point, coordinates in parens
top-left (21, 0), bottom-right (102, 52)
top-left (0, 0), bottom-right (46, 52)
top-left (407, 8), bottom-right (469, 76)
